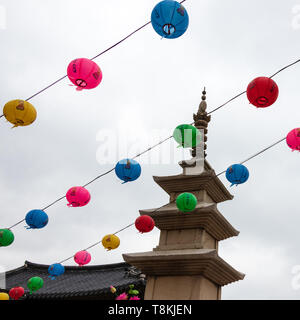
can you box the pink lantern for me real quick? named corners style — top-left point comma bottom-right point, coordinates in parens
top-left (66, 186), bottom-right (91, 207)
top-left (67, 58), bottom-right (102, 91)
top-left (116, 293), bottom-right (128, 300)
top-left (74, 250), bottom-right (91, 266)
top-left (286, 128), bottom-right (300, 151)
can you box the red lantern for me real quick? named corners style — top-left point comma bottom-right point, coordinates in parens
top-left (9, 287), bottom-right (25, 300)
top-left (135, 215), bottom-right (155, 233)
top-left (246, 77), bottom-right (279, 108)
top-left (286, 128), bottom-right (300, 151)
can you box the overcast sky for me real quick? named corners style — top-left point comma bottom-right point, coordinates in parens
top-left (1, 0), bottom-right (300, 300)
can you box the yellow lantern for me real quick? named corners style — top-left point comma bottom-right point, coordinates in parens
top-left (102, 234), bottom-right (120, 251)
top-left (3, 99), bottom-right (37, 128)
top-left (0, 292), bottom-right (9, 300)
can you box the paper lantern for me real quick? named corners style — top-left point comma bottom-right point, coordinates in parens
top-left (128, 284), bottom-right (139, 296)
top-left (176, 192), bottom-right (197, 212)
top-left (246, 77), bottom-right (279, 108)
top-left (116, 293), bottom-right (128, 300)
top-left (3, 99), bottom-right (37, 128)
top-left (48, 263), bottom-right (65, 280)
top-left (115, 159), bottom-right (141, 183)
top-left (110, 286), bottom-right (117, 294)
top-left (27, 277), bottom-right (43, 294)
top-left (66, 186), bottom-right (91, 207)
top-left (102, 234), bottom-right (120, 251)
top-left (9, 287), bottom-right (24, 300)
top-left (0, 229), bottom-right (14, 247)
top-left (151, 0), bottom-right (189, 39)
top-left (74, 250), bottom-right (91, 266)
top-left (25, 209), bottom-right (48, 229)
top-left (286, 128), bottom-right (300, 151)
top-left (173, 124), bottom-right (201, 148)
top-left (0, 292), bottom-right (9, 300)
top-left (135, 215), bottom-right (155, 233)
top-left (226, 164), bottom-right (249, 187)
top-left (67, 58), bottom-right (102, 91)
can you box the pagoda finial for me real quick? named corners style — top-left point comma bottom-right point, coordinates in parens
top-left (192, 87), bottom-right (211, 158)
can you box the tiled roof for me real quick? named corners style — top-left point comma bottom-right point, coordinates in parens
top-left (1, 261), bottom-right (145, 300)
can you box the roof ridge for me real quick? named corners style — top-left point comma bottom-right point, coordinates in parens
top-left (23, 260), bottom-right (131, 271)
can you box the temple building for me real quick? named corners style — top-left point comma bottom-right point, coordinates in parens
top-left (123, 89), bottom-right (245, 300)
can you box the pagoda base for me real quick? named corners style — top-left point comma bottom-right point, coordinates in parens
top-left (144, 275), bottom-right (221, 300)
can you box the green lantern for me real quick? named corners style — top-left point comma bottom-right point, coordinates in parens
top-left (0, 229), bottom-right (14, 247)
top-left (176, 193), bottom-right (197, 213)
top-left (128, 284), bottom-right (139, 296)
top-left (27, 276), bottom-right (43, 294)
top-left (173, 124), bottom-right (201, 148)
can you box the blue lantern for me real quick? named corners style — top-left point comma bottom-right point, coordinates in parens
top-left (225, 164), bottom-right (249, 187)
top-left (25, 209), bottom-right (49, 229)
top-left (151, 0), bottom-right (189, 39)
top-left (48, 263), bottom-right (65, 280)
top-left (115, 159), bottom-right (141, 183)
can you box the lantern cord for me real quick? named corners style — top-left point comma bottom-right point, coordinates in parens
top-left (0, 114), bottom-right (4, 118)
top-left (5, 134), bottom-right (285, 229)
top-left (7, 219), bottom-right (26, 230)
top-left (25, 75), bottom-right (68, 102)
top-left (82, 167), bottom-right (116, 188)
top-left (40, 195), bottom-right (66, 211)
top-left (132, 135), bottom-right (173, 159)
top-left (57, 201), bottom-right (174, 265)
top-left (207, 91), bottom-right (247, 115)
top-left (216, 137), bottom-right (285, 176)
top-left (89, 21), bottom-right (151, 61)
top-left (24, 0), bottom-right (187, 102)
top-left (269, 58), bottom-right (300, 79)
top-left (206, 58), bottom-right (300, 115)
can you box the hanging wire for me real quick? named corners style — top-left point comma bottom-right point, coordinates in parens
top-left (6, 133), bottom-right (287, 229)
top-left (216, 137), bottom-right (286, 177)
top-left (20, 0), bottom-right (184, 102)
top-left (57, 201), bottom-right (174, 264)
top-left (269, 58), bottom-right (300, 79)
top-left (51, 132), bottom-right (286, 265)
top-left (206, 57), bottom-right (300, 115)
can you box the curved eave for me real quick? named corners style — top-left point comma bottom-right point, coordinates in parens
top-left (139, 203), bottom-right (239, 241)
top-left (153, 170), bottom-right (233, 203)
top-left (123, 249), bottom-right (245, 287)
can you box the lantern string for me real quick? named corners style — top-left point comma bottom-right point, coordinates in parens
top-left (7, 135), bottom-right (286, 263)
top-left (5, 133), bottom-right (286, 230)
top-left (206, 58), bottom-right (300, 115)
top-left (216, 137), bottom-right (285, 176)
top-left (25, 75), bottom-right (68, 102)
top-left (57, 200), bottom-right (174, 264)
top-left (269, 58), bottom-right (300, 79)
top-left (7, 219), bottom-right (26, 230)
top-left (23, 0), bottom-right (187, 102)
top-left (82, 167), bottom-right (116, 188)
top-left (207, 91), bottom-right (247, 115)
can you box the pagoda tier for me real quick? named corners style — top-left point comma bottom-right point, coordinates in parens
top-left (123, 249), bottom-right (245, 287)
top-left (139, 202), bottom-right (239, 241)
top-left (152, 170), bottom-right (233, 203)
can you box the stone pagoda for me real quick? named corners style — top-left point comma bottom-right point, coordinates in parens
top-left (123, 90), bottom-right (245, 300)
